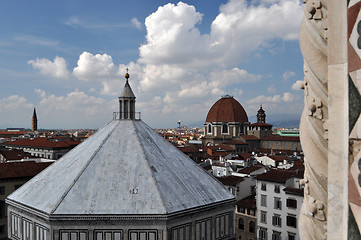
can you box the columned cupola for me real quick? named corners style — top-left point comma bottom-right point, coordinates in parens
top-left (118, 68), bottom-right (136, 120)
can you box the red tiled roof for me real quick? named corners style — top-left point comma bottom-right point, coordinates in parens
top-left (0, 131), bottom-right (29, 135)
top-left (238, 165), bottom-right (265, 174)
top-left (0, 161), bottom-right (52, 179)
top-left (4, 137), bottom-right (81, 149)
top-left (283, 187), bottom-right (304, 196)
top-left (256, 169), bottom-right (303, 183)
top-left (261, 135), bottom-right (300, 142)
top-left (224, 140), bottom-right (248, 145)
top-left (240, 135), bottom-right (259, 140)
top-left (236, 195), bottom-right (256, 209)
top-left (206, 96), bottom-right (248, 123)
top-left (0, 149), bottom-right (34, 160)
top-left (267, 155), bottom-right (292, 162)
top-left (215, 176), bottom-right (245, 186)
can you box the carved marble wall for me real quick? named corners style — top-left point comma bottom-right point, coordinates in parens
top-left (300, 0), bottom-right (361, 239)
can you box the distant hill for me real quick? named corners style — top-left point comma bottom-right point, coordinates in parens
top-left (269, 119), bottom-right (300, 128)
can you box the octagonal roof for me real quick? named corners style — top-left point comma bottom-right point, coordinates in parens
top-left (7, 119), bottom-right (234, 216)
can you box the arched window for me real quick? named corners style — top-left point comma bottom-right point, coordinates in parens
top-left (208, 124), bottom-right (212, 134)
top-left (222, 124), bottom-right (228, 134)
top-left (249, 221), bottom-right (255, 233)
top-left (238, 218), bottom-right (244, 230)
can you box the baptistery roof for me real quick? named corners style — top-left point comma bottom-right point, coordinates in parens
top-left (7, 119), bottom-right (234, 216)
top-left (206, 95), bottom-right (248, 123)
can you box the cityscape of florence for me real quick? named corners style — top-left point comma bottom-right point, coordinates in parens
top-left (0, 0), bottom-right (360, 240)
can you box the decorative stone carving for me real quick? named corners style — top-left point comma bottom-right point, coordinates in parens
top-left (299, 0), bottom-right (328, 239)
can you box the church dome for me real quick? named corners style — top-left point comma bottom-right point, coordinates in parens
top-left (206, 95), bottom-right (248, 123)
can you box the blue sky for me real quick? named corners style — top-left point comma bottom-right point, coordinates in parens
top-left (0, 0), bottom-right (305, 129)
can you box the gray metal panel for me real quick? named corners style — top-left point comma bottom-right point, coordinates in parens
top-left (54, 120), bottom-right (166, 214)
top-left (7, 121), bottom-right (119, 214)
top-left (7, 120), bottom-right (234, 215)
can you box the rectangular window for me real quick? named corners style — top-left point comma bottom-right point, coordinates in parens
top-left (11, 213), bottom-right (21, 240)
top-left (35, 224), bottom-right (48, 240)
top-left (286, 198), bottom-right (297, 209)
top-left (287, 215), bottom-right (297, 228)
top-left (93, 230), bottom-right (122, 240)
top-left (272, 231), bottom-right (281, 240)
top-left (274, 185), bottom-right (280, 193)
top-left (274, 198), bottom-right (282, 210)
top-left (261, 195), bottom-right (267, 207)
top-left (195, 218), bottom-right (211, 240)
top-left (247, 208), bottom-right (255, 216)
top-left (288, 233), bottom-right (296, 240)
top-left (260, 211), bottom-right (267, 223)
top-left (171, 224), bottom-right (191, 240)
top-left (215, 213), bottom-right (230, 239)
top-left (0, 186), bottom-right (5, 195)
top-left (261, 183), bottom-right (267, 191)
top-left (238, 207), bottom-right (245, 214)
top-left (272, 215), bottom-right (282, 227)
top-left (0, 201), bottom-right (5, 217)
top-left (258, 228), bottom-right (267, 240)
top-left (22, 218), bottom-right (33, 240)
top-left (129, 230), bottom-right (157, 240)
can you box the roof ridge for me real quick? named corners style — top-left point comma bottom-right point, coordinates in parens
top-left (133, 121), bottom-right (168, 214)
top-left (49, 121), bottom-right (120, 214)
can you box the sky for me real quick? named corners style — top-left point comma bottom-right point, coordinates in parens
top-left (0, 0), bottom-right (305, 129)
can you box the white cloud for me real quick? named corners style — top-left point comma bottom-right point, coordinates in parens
top-left (28, 56), bottom-right (69, 78)
top-left (0, 95), bottom-right (33, 112)
top-left (34, 89), bottom-right (46, 98)
top-left (283, 71), bottom-right (296, 81)
top-left (64, 16), bottom-right (129, 30)
top-left (131, 17), bottom-right (142, 29)
top-left (73, 52), bottom-right (119, 81)
top-left (37, 89), bottom-right (113, 128)
top-left (0, 95), bottom-right (34, 128)
top-left (291, 80), bottom-right (304, 91)
top-left (25, 1), bottom-right (303, 127)
top-left (268, 85), bottom-right (277, 94)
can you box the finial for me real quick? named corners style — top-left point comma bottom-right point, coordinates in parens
top-left (125, 68), bottom-right (130, 82)
top-left (260, 104), bottom-right (263, 109)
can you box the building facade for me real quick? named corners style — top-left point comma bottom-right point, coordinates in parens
top-left (256, 169), bottom-right (303, 240)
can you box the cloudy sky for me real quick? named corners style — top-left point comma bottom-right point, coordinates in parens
top-left (0, 0), bottom-right (305, 129)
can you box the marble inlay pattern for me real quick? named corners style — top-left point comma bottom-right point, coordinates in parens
top-left (348, 0), bottom-right (361, 237)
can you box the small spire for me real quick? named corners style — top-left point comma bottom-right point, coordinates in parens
top-left (125, 68), bottom-right (130, 83)
top-left (32, 108), bottom-right (38, 132)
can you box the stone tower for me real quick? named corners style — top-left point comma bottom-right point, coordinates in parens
top-left (32, 108), bottom-right (37, 132)
top-left (256, 105), bottom-right (266, 123)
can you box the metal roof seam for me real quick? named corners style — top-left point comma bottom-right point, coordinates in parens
top-left (132, 120), bottom-right (168, 214)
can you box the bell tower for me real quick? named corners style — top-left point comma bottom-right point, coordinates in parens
top-left (256, 105), bottom-right (266, 123)
top-left (32, 108), bottom-right (38, 132)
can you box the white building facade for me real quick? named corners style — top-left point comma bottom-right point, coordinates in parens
top-left (256, 169), bottom-right (303, 240)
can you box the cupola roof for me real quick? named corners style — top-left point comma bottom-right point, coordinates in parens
top-left (206, 95), bottom-right (248, 123)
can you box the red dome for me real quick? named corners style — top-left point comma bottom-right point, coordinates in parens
top-left (206, 96), bottom-right (248, 123)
